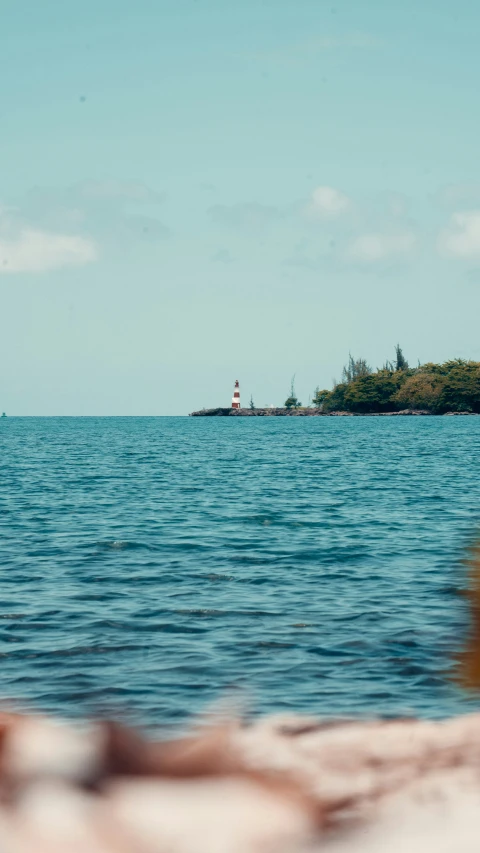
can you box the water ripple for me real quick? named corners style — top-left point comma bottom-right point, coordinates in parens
top-left (0, 415), bottom-right (480, 725)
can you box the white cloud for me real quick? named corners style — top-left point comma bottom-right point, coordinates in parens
top-left (383, 192), bottom-right (409, 218)
top-left (348, 231), bottom-right (416, 263)
top-left (73, 180), bottom-right (165, 204)
top-left (434, 184), bottom-right (480, 209)
top-left (211, 248), bottom-right (234, 264)
top-left (0, 228), bottom-right (97, 274)
top-left (208, 202), bottom-right (280, 232)
top-left (250, 33), bottom-right (380, 64)
top-left (19, 180), bottom-right (169, 248)
top-left (310, 34), bottom-right (380, 50)
top-left (438, 211), bottom-right (480, 258)
top-left (310, 186), bottom-right (351, 218)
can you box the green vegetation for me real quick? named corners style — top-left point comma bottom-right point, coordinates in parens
top-left (285, 376), bottom-right (302, 409)
top-left (314, 348), bottom-right (480, 414)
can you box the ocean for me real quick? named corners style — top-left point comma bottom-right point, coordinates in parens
top-left (1, 416), bottom-right (479, 728)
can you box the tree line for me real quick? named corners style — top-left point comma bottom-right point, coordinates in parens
top-left (311, 347), bottom-right (480, 414)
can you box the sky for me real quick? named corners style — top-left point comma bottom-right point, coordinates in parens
top-left (2, 0), bottom-right (480, 414)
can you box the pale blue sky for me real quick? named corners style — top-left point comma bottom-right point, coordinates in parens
top-left (1, 0), bottom-right (480, 414)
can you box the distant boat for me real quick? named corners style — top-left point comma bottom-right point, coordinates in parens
top-left (1, 412), bottom-right (6, 417)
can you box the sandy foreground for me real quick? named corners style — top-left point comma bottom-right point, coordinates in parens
top-left (0, 709), bottom-right (480, 852)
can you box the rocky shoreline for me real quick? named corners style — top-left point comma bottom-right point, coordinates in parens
top-left (2, 706), bottom-right (480, 852)
top-left (190, 407), bottom-right (479, 417)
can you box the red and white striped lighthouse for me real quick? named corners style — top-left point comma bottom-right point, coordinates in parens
top-left (231, 380), bottom-right (241, 409)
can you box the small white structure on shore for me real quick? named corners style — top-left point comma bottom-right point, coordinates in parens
top-left (231, 380), bottom-right (240, 409)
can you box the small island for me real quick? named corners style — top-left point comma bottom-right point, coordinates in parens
top-left (191, 347), bottom-right (480, 416)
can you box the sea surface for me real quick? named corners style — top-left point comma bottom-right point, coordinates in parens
top-left (1, 416), bottom-right (480, 729)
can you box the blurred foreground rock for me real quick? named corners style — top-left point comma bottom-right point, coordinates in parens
top-left (0, 710), bottom-right (480, 852)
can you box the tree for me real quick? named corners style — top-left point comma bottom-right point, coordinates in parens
top-left (395, 344), bottom-right (409, 371)
top-left (343, 371), bottom-right (404, 413)
top-left (342, 354), bottom-right (372, 384)
top-left (249, 395), bottom-right (255, 410)
top-left (393, 373), bottom-right (443, 412)
top-left (321, 383), bottom-right (347, 412)
top-left (285, 375), bottom-right (301, 409)
top-left (312, 387), bottom-right (330, 408)
top-left (312, 351), bottom-right (480, 414)
top-left (437, 360), bottom-right (480, 412)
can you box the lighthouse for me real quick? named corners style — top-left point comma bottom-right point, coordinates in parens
top-left (231, 380), bottom-right (241, 409)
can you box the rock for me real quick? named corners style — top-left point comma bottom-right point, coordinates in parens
top-left (189, 408), bottom-right (479, 418)
top-left (0, 710), bottom-right (480, 850)
top-left (190, 408), bottom-right (234, 416)
top-left (374, 410), bottom-right (433, 416)
top-left (190, 408), bottom-right (326, 417)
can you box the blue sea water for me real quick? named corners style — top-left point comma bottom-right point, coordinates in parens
top-left (1, 416), bottom-right (480, 728)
